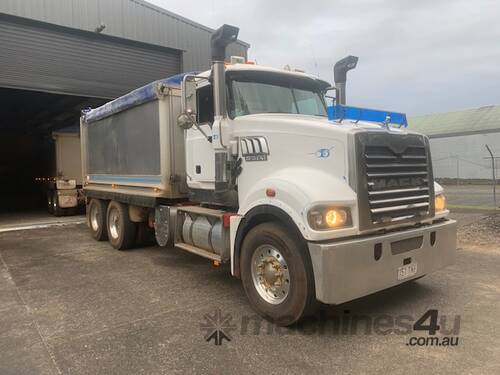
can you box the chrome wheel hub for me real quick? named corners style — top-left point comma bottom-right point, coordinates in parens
top-left (89, 204), bottom-right (100, 232)
top-left (108, 208), bottom-right (120, 239)
top-left (251, 245), bottom-right (290, 304)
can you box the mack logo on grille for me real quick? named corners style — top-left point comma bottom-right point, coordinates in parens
top-left (371, 176), bottom-right (426, 191)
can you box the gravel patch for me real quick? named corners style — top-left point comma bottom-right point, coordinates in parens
top-left (458, 214), bottom-right (500, 246)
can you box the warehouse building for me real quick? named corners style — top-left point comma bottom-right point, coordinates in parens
top-left (0, 0), bottom-right (248, 212)
top-left (409, 105), bottom-right (500, 182)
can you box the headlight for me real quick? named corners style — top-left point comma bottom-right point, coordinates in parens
top-left (435, 194), bottom-right (446, 212)
top-left (308, 206), bottom-right (351, 230)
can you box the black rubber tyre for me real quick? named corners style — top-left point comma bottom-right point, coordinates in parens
top-left (87, 199), bottom-right (108, 241)
top-left (136, 222), bottom-right (155, 247)
top-left (106, 201), bottom-right (137, 250)
top-left (47, 192), bottom-right (54, 215)
top-left (52, 191), bottom-right (64, 217)
top-left (240, 222), bottom-right (318, 326)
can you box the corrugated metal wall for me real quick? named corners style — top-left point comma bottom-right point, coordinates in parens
top-left (0, 14), bottom-right (181, 98)
top-left (0, 0), bottom-right (249, 71)
top-left (430, 132), bottom-right (500, 180)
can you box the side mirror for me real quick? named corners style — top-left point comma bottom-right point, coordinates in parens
top-left (178, 75), bottom-right (198, 130)
top-left (177, 110), bottom-right (195, 130)
top-left (181, 77), bottom-right (197, 115)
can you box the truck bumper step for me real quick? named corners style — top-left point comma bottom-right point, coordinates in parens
top-left (175, 242), bottom-right (222, 262)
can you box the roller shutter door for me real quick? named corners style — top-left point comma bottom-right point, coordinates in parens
top-left (0, 14), bottom-right (182, 99)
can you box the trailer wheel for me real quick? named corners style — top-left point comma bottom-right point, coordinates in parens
top-left (240, 222), bottom-right (317, 326)
top-left (47, 192), bottom-right (54, 214)
top-left (51, 192), bottom-right (64, 216)
top-left (106, 201), bottom-right (136, 250)
top-left (87, 199), bottom-right (108, 241)
top-left (136, 222), bottom-right (155, 247)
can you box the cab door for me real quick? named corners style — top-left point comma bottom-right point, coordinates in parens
top-left (185, 83), bottom-right (215, 190)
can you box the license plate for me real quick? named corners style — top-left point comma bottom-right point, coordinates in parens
top-left (397, 263), bottom-right (418, 280)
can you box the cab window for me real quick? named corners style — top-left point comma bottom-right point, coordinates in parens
top-left (196, 84), bottom-right (214, 124)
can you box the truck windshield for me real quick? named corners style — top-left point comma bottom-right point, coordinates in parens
top-left (227, 72), bottom-right (327, 118)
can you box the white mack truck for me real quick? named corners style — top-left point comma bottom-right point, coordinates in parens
top-left (81, 25), bottom-right (456, 325)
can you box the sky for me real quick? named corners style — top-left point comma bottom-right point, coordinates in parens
top-left (148, 0), bottom-right (500, 116)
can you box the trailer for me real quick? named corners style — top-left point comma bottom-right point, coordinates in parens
top-left (81, 25), bottom-right (456, 325)
top-left (44, 129), bottom-right (84, 216)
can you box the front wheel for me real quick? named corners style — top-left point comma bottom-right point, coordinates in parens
top-left (240, 222), bottom-right (318, 326)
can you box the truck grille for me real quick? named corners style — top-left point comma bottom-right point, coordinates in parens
top-left (354, 132), bottom-right (434, 230)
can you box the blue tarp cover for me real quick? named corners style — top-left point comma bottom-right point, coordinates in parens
top-left (83, 72), bottom-right (195, 124)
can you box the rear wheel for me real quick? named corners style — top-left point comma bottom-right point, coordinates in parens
top-left (47, 192), bottom-right (54, 214)
top-left (106, 201), bottom-right (137, 250)
top-left (87, 199), bottom-right (108, 241)
top-left (240, 222), bottom-right (318, 326)
top-left (52, 191), bottom-right (64, 216)
top-left (136, 222), bottom-right (155, 247)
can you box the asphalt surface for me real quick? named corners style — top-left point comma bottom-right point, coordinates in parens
top-left (0, 212), bottom-right (499, 374)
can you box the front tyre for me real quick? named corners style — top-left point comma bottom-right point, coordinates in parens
top-left (240, 222), bottom-right (318, 326)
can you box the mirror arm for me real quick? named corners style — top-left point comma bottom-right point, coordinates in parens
top-left (323, 86), bottom-right (338, 106)
top-left (191, 117), bottom-right (212, 143)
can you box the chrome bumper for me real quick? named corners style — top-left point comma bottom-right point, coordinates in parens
top-left (307, 219), bottom-right (457, 305)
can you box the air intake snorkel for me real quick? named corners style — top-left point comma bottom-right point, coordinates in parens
top-left (329, 56), bottom-right (408, 127)
top-left (333, 55), bottom-right (358, 105)
top-left (211, 24), bottom-right (239, 119)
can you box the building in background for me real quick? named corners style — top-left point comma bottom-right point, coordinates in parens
top-left (0, 0), bottom-right (248, 211)
top-left (0, 0), bottom-right (248, 99)
top-left (409, 105), bottom-right (500, 183)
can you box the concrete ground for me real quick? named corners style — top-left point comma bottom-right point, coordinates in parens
top-left (0, 211), bottom-right (85, 233)
top-left (0, 212), bottom-right (499, 374)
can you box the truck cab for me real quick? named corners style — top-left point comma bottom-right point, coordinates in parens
top-left (181, 58), bottom-right (455, 319)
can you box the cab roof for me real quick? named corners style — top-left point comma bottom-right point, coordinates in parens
top-left (199, 63), bottom-right (331, 90)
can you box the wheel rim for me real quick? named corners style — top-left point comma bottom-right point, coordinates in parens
top-left (108, 207), bottom-right (120, 240)
top-left (251, 245), bottom-right (290, 304)
top-left (89, 204), bottom-right (100, 232)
